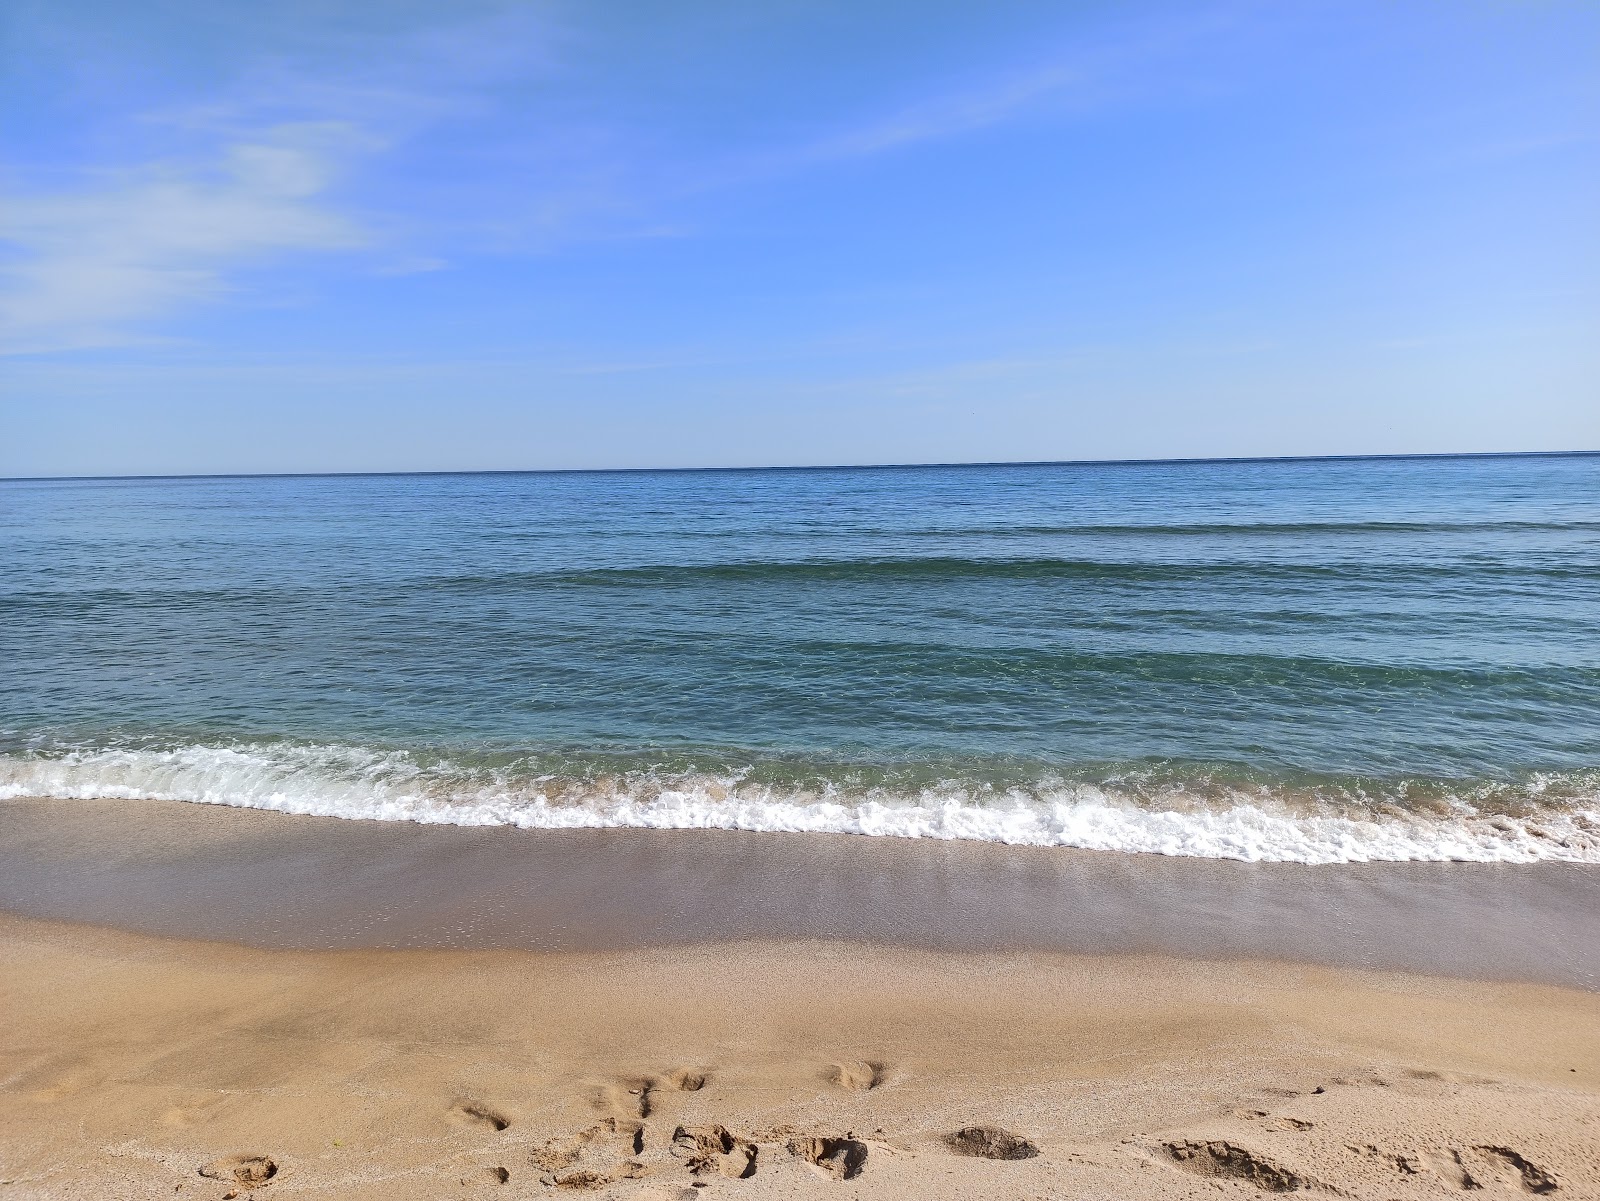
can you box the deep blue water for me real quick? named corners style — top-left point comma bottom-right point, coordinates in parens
top-left (3, 455), bottom-right (1598, 861)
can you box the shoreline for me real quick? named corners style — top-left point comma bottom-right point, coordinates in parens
top-left (3, 913), bottom-right (1598, 1198)
top-left (2, 794), bottom-right (1598, 988)
top-left (4, 797), bottom-right (1599, 1196)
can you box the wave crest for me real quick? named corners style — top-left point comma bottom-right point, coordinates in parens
top-left (1, 742), bottom-right (1597, 865)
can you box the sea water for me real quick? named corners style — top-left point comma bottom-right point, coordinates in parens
top-left (3, 455), bottom-right (1597, 863)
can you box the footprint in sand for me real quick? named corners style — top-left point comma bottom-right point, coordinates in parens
top-left (162, 1095), bottom-right (226, 1129)
top-left (672, 1124), bottom-right (759, 1179)
top-left (535, 1117), bottom-right (893, 1189)
top-left (789, 1135), bottom-right (869, 1180)
top-left (534, 1117), bottom-right (649, 1189)
top-left (1350, 1140), bottom-right (1557, 1194)
top-left (449, 1099), bottom-right (511, 1131)
top-left (664, 1066), bottom-right (709, 1092)
top-left (598, 1077), bottom-right (658, 1119)
top-left (828, 1060), bottom-right (886, 1091)
top-left (1164, 1139), bottom-right (1306, 1192)
top-left (1236, 1109), bottom-right (1313, 1131)
top-left (945, 1126), bottom-right (1039, 1161)
top-left (1457, 1146), bottom-right (1559, 1194)
top-left (198, 1154), bottom-right (278, 1190)
top-left (597, 1068), bottom-right (711, 1119)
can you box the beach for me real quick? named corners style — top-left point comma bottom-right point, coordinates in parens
top-left (4, 463), bottom-right (1598, 1196)
top-left (3, 797), bottom-right (1599, 1199)
top-left (8, 0), bottom-right (1600, 1190)
top-left (5, 915), bottom-right (1598, 1199)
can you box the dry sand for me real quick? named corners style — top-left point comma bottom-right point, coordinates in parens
top-left (3, 912), bottom-right (1597, 1200)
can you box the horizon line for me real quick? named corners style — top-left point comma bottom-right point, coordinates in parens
top-left (3, 448), bottom-right (1596, 484)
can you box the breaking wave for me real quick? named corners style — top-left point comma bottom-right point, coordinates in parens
top-left (2, 742), bottom-right (1597, 866)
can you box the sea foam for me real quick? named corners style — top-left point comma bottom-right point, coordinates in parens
top-left (2, 743), bottom-right (1597, 865)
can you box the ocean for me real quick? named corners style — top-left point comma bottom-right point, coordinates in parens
top-left (3, 454), bottom-right (1598, 864)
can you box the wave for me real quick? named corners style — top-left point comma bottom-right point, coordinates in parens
top-left (2, 743), bottom-right (1597, 866)
top-left (901, 519), bottom-right (1600, 537)
top-left (429, 557), bottom-right (1600, 589)
top-left (7, 554), bottom-right (1597, 612)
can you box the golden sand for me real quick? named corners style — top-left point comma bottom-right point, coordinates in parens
top-left (2, 913), bottom-right (1596, 1199)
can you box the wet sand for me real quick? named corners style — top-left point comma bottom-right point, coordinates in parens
top-left (0, 795), bottom-right (1597, 987)
top-left (2, 796), bottom-right (1599, 1199)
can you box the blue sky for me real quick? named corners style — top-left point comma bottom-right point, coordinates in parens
top-left (3, 0), bottom-right (1597, 475)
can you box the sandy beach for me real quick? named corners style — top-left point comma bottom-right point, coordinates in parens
top-left (4, 913), bottom-right (1599, 1199)
top-left (8, 0), bottom-right (1599, 1192)
top-left (2, 798), bottom-right (1599, 1199)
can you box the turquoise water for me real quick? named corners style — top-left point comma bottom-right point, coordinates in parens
top-left (3, 455), bottom-right (1598, 861)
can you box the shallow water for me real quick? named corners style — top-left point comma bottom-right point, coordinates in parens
top-left (3, 455), bottom-right (1598, 862)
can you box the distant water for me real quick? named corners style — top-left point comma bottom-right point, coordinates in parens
top-left (3, 455), bottom-right (1598, 864)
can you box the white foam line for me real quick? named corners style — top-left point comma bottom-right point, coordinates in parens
top-left (1, 745), bottom-right (1597, 865)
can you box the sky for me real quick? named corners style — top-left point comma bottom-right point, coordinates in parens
top-left (2, 1), bottom-right (1597, 476)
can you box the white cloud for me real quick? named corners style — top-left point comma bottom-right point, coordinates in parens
top-left (0, 5), bottom-right (1235, 355)
top-left (0, 123), bottom-right (368, 354)
top-left (0, 4), bottom-right (558, 356)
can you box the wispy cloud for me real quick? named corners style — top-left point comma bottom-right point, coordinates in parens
top-left (142, 7), bottom-right (554, 144)
top-left (0, 124), bottom-right (368, 353)
top-left (0, 4), bottom-right (1242, 355)
top-left (719, 5), bottom-right (1243, 186)
top-left (0, 6), bottom-right (555, 355)
top-left (802, 62), bottom-right (1089, 163)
